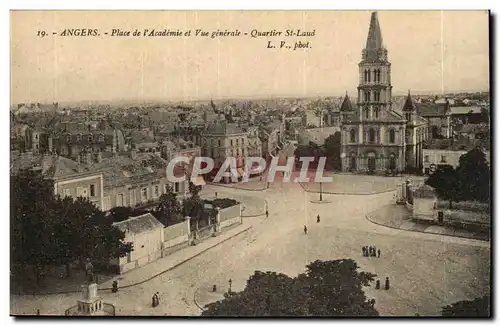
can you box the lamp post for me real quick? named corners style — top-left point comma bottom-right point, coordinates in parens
top-left (319, 182), bottom-right (323, 201)
top-left (228, 279), bottom-right (232, 294)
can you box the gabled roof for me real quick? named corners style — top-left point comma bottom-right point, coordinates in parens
top-left (416, 103), bottom-right (448, 117)
top-left (113, 213), bottom-right (164, 234)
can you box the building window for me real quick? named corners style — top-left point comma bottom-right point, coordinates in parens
top-left (174, 182), bottom-right (180, 193)
top-left (440, 155), bottom-right (447, 163)
top-left (230, 139), bottom-right (233, 146)
top-left (242, 138), bottom-right (245, 145)
top-left (374, 92), bottom-right (380, 102)
top-left (141, 187), bottom-right (148, 201)
top-left (34, 134), bottom-right (39, 140)
top-left (374, 107), bottom-right (379, 118)
top-left (130, 190), bottom-right (135, 206)
top-left (218, 140), bottom-right (221, 147)
top-left (66, 135), bottom-right (71, 143)
top-left (242, 148), bottom-right (245, 156)
top-left (63, 189), bottom-right (71, 198)
top-left (117, 193), bottom-right (124, 206)
top-left (364, 70), bottom-right (368, 83)
top-left (88, 135), bottom-right (93, 143)
top-left (424, 155), bottom-right (429, 163)
top-left (389, 129), bottom-right (396, 144)
top-left (99, 134), bottom-right (104, 142)
top-left (377, 69), bottom-right (381, 82)
top-left (367, 70), bottom-right (371, 82)
top-left (349, 129), bottom-right (356, 143)
top-left (369, 128), bottom-right (376, 143)
top-left (364, 108), bottom-right (369, 119)
top-left (153, 185), bottom-right (159, 198)
top-left (236, 139), bottom-right (239, 146)
top-left (363, 91), bottom-right (370, 102)
top-left (90, 184), bottom-right (96, 197)
top-left (76, 134), bottom-right (81, 141)
top-left (406, 113), bottom-right (411, 121)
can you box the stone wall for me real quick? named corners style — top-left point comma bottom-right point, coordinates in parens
top-left (218, 204), bottom-right (242, 231)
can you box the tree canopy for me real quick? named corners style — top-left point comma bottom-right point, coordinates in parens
top-left (442, 295), bottom-right (490, 317)
top-left (202, 259), bottom-right (378, 316)
top-left (154, 185), bottom-right (182, 226)
top-left (425, 147), bottom-right (490, 207)
top-left (11, 169), bottom-right (133, 282)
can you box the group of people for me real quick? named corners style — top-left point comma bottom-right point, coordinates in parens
top-left (303, 215), bottom-right (321, 235)
top-left (362, 245), bottom-right (380, 258)
top-left (376, 277), bottom-right (391, 290)
top-left (152, 292), bottom-right (160, 307)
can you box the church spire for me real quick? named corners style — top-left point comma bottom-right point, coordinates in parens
top-left (362, 11), bottom-right (387, 63)
top-left (403, 89), bottom-right (416, 111)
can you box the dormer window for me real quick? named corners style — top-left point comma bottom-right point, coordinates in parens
top-left (88, 135), bottom-right (93, 143)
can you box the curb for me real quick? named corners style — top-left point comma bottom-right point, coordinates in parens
top-left (298, 181), bottom-right (397, 196)
top-left (309, 200), bottom-right (332, 204)
top-left (18, 225), bottom-right (253, 297)
top-left (206, 182), bottom-right (268, 192)
top-left (365, 213), bottom-right (490, 242)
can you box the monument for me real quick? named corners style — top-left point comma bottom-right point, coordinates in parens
top-left (65, 282), bottom-right (115, 316)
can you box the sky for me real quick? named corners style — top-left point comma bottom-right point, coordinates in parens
top-left (10, 10), bottom-right (490, 104)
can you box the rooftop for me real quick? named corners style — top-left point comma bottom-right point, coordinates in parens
top-left (113, 213), bottom-right (164, 234)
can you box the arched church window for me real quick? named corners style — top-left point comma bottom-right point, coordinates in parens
top-left (369, 128), bottom-right (375, 142)
top-left (389, 129), bottom-right (396, 144)
top-left (374, 107), bottom-right (379, 118)
top-left (364, 108), bottom-right (369, 119)
top-left (364, 70), bottom-right (368, 83)
top-left (377, 69), bottom-right (381, 82)
top-left (367, 70), bottom-right (371, 82)
top-left (349, 129), bottom-right (356, 143)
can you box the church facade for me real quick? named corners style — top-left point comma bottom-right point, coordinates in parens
top-left (340, 12), bottom-right (428, 174)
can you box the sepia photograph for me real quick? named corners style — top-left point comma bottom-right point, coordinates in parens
top-left (9, 9), bottom-right (491, 317)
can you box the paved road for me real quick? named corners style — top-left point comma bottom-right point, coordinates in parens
top-left (11, 179), bottom-right (490, 316)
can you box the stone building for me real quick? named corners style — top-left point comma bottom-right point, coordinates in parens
top-left (340, 11), bottom-right (428, 174)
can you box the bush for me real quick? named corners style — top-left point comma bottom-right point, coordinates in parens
top-left (204, 198), bottom-right (239, 209)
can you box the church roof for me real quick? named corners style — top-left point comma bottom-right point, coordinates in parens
top-left (340, 94), bottom-right (354, 112)
top-left (403, 91), bottom-right (417, 111)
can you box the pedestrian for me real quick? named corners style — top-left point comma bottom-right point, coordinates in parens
top-left (385, 277), bottom-right (390, 290)
top-left (266, 210), bottom-right (269, 218)
top-left (317, 214), bottom-right (320, 223)
top-left (304, 225), bottom-right (308, 235)
top-left (112, 280), bottom-right (118, 293)
top-left (377, 249), bottom-right (381, 258)
top-left (362, 246), bottom-right (366, 256)
top-left (152, 294), bottom-right (157, 307)
top-left (215, 192), bottom-right (218, 198)
top-left (367, 246), bottom-right (372, 256)
top-left (375, 280), bottom-right (380, 289)
top-left (372, 246), bottom-right (377, 257)
top-left (36, 309), bottom-right (40, 315)
top-left (364, 246), bottom-right (368, 257)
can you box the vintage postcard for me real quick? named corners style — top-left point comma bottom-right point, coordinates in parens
top-left (9, 10), bottom-right (491, 317)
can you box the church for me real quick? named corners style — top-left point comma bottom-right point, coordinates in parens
top-left (340, 11), bottom-right (428, 174)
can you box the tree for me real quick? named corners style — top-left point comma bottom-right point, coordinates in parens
top-left (155, 185), bottom-right (182, 226)
top-left (188, 181), bottom-right (201, 199)
top-left (202, 259), bottom-right (378, 316)
top-left (324, 132), bottom-right (341, 170)
top-left (425, 165), bottom-right (461, 209)
top-left (456, 147), bottom-right (490, 203)
top-left (108, 206), bottom-right (136, 222)
top-left (442, 296), bottom-right (490, 317)
top-left (10, 169), bottom-right (59, 284)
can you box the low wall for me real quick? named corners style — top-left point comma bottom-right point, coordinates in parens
top-left (219, 204), bottom-right (241, 222)
top-left (120, 249), bottom-right (163, 274)
top-left (220, 215), bottom-right (242, 231)
top-left (162, 220), bottom-right (190, 255)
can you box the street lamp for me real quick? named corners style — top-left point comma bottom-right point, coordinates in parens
top-left (228, 279), bottom-right (232, 294)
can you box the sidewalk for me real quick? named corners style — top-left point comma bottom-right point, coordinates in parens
top-left (98, 223), bottom-right (252, 291)
top-left (367, 204), bottom-right (490, 241)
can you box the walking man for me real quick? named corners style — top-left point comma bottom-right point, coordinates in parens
top-left (385, 277), bottom-right (390, 290)
top-left (304, 225), bottom-right (308, 235)
top-left (317, 214), bottom-right (320, 223)
top-left (377, 249), bottom-right (381, 258)
top-left (266, 210), bottom-right (269, 218)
